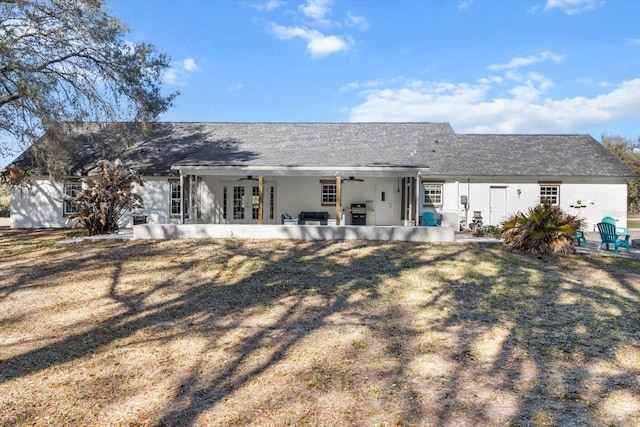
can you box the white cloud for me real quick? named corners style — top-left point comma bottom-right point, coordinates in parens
top-left (630, 38), bottom-right (640, 46)
top-left (163, 68), bottom-right (178, 85)
top-left (347, 75), bottom-right (640, 134)
top-left (265, 0), bottom-right (366, 57)
top-left (507, 73), bottom-right (554, 103)
top-left (479, 76), bottom-right (504, 85)
top-left (339, 82), bottom-right (362, 93)
top-left (253, 0), bottom-right (285, 11)
top-left (270, 23), bottom-right (350, 57)
top-left (183, 58), bottom-right (198, 72)
top-left (339, 79), bottom-right (384, 93)
top-left (488, 51), bottom-right (564, 71)
top-left (346, 11), bottom-right (369, 29)
top-left (299, 0), bottom-right (333, 23)
top-left (458, 0), bottom-right (474, 10)
top-left (544, 0), bottom-right (604, 15)
top-left (578, 77), bottom-right (614, 88)
top-left (163, 57), bottom-right (199, 86)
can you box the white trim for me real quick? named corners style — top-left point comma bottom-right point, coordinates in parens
top-left (422, 182), bottom-right (444, 207)
top-left (420, 175), bottom-right (629, 184)
top-left (169, 180), bottom-right (181, 217)
top-left (320, 181), bottom-right (337, 206)
top-left (173, 165), bottom-right (419, 177)
top-left (539, 184), bottom-right (560, 205)
top-left (63, 180), bottom-right (82, 216)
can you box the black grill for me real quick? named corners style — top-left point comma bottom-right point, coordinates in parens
top-left (351, 203), bottom-right (366, 225)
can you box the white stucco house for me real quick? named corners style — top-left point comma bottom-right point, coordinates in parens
top-left (4, 122), bottom-right (636, 239)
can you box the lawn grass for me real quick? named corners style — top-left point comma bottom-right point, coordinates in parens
top-left (1, 229), bottom-right (640, 426)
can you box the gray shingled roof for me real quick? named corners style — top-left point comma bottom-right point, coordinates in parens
top-left (172, 122), bottom-right (455, 169)
top-left (6, 122), bottom-right (636, 179)
top-left (423, 134), bottom-right (637, 178)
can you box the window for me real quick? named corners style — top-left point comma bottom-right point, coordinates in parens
top-left (63, 181), bottom-right (82, 215)
top-left (539, 185), bottom-right (559, 205)
top-left (423, 183), bottom-right (443, 206)
top-left (170, 181), bottom-right (181, 216)
top-left (320, 180), bottom-right (337, 205)
top-left (169, 181), bottom-right (182, 217)
top-left (169, 180), bottom-right (190, 218)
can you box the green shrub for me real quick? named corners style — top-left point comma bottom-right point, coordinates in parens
top-left (501, 203), bottom-right (584, 254)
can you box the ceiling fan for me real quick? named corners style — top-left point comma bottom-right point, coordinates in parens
top-left (341, 176), bottom-right (365, 183)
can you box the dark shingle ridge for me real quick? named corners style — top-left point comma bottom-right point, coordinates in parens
top-left (6, 122), bottom-right (636, 179)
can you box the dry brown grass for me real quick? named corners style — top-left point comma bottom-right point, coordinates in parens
top-left (1, 228), bottom-right (640, 427)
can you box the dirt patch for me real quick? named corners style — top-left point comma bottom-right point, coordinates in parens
top-left (1, 229), bottom-right (639, 426)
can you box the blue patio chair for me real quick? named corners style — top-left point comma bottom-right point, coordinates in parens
top-left (422, 211), bottom-right (441, 227)
top-left (601, 216), bottom-right (628, 235)
top-left (572, 230), bottom-right (587, 246)
top-left (597, 222), bottom-right (630, 253)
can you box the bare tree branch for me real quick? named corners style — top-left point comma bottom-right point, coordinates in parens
top-left (0, 0), bottom-right (178, 157)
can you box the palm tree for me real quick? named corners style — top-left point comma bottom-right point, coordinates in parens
top-left (63, 159), bottom-right (144, 235)
top-left (501, 202), bottom-right (584, 254)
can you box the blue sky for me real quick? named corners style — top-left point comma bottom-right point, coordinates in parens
top-left (107, 0), bottom-right (640, 138)
top-left (3, 0), bottom-right (639, 168)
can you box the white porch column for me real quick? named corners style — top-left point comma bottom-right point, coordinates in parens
top-left (336, 176), bottom-right (342, 225)
top-left (415, 173), bottom-right (421, 225)
top-left (189, 175), bottom-right (195, 224)
top-left (180, 172), bottom-right (185, 225)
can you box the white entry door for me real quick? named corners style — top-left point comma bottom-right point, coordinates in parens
top-left (375, 183), bottom-right (394, 225)
top-left (489, 186), bottom-right (507, 226)
top-left (230, 184), bottom-right (257, 224)
top-left (227, 183), bottom-right (276, 224)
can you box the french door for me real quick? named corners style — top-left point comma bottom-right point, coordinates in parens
top-left (226, 182), bottom-right (276, 224)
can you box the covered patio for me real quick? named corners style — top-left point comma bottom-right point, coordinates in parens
top-left (174, 169), bottom-right (428, 228)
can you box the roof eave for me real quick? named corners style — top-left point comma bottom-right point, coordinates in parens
top-left (172, 164), bottom-right (422, 177)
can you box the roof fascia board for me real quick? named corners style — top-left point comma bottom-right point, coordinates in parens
top-left (420, 174), bottom-right (634, 183)
top-left (174, 165), bottom-right (420, 178)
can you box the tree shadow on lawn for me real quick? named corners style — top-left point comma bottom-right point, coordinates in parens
top-left (427, 247), bottom-right (640, 426)
top-left (152, 242), bottom-right (468, 427)
top-left (1, 233), bottom-right (465, 425)
top-left (2, 230), bottom-right (640, 426)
